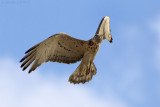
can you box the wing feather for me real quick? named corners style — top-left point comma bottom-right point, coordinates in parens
top-left (20, 33), bottom-right (88, 73)
top-left (21, 51), bottom-right (35, 68)
top-left (25, 43), bottom-right (40, 54)
top-left (95, 16), bottom-right (112, 43)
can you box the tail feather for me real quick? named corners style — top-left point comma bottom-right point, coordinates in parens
top-left (69, 62), bottom-right (97, 84)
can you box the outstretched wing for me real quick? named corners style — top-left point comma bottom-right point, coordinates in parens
top-left (20, 33), bottom-right (87, 73)
top-left (95, 16), bottom-right (112, 43)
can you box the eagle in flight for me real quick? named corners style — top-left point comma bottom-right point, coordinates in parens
top-left (20, 16), bottom-right (112, 84)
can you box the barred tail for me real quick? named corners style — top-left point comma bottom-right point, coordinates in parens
top-left (68, 62), bottom-right (97, 84)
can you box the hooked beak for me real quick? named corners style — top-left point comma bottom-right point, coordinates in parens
top-left (96, 35), bottom-right (100, 39)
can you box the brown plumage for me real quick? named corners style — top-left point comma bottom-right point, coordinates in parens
top-left (20, 16), bottom-right (112, 84)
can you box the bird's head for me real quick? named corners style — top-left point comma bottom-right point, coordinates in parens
top-left (92, 34), bottom-right (103, 43)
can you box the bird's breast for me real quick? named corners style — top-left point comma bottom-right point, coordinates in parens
top-left (87, 43), bottom-right (100, 53)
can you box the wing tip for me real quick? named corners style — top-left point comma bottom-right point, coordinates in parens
top-left (25, 50), bottom-right (30, 54)
top-left (104, 16), bottom-right (110, 20)
top-left (110, 39), bottom-right (113, 43)
top-left (108, 37), bottom-right (113, 43)
top-left (21, 64), bottom-right (24, 68)
top-left (20, 58), bottom-right (24, 63)
top-left (22, 66), bottom-right (27, 71)
top-left (28, 70), bottom-right (32, 73)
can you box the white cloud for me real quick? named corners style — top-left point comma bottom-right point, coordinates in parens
top-left (0, 57), bottom-right (128, 107)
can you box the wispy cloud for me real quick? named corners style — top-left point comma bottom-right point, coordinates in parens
top-left (0, 57), bottom-right (128, 107)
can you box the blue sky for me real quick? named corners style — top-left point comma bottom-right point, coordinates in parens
top-left (0, 0), bottom-right (160, 107)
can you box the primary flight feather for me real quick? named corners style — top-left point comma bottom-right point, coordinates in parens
top-left (20, 16), bottom-right (112, 84)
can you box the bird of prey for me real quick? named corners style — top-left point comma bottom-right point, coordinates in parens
top-left (20, 16), bottom-right (112, 84)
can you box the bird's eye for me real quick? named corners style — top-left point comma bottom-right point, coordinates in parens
top-left (95, 35), bottom-right (97, 37)
top-left (100, 35), bottom-right (103, 38)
